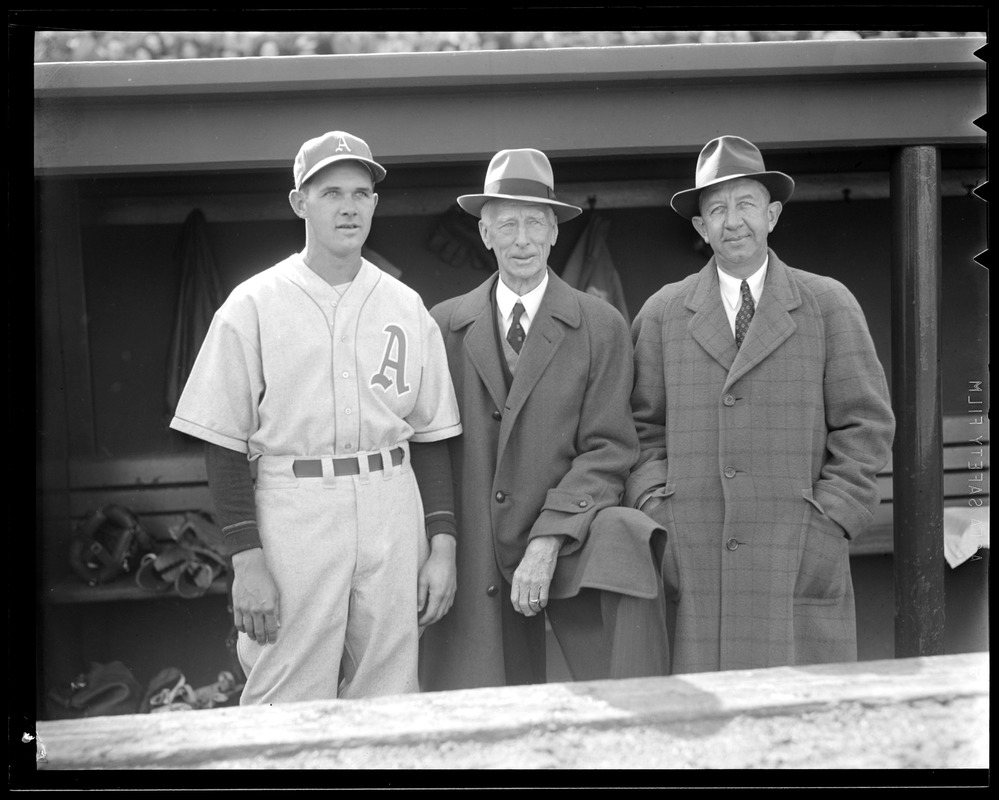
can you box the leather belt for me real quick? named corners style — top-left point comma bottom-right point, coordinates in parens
top-left (292, 447), bottom-right (405, 478)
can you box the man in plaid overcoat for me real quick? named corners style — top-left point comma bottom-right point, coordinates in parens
top-left (627, 136), bottom-right (895, 674)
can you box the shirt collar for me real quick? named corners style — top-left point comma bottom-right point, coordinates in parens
top-left (496, 269), bottom-right (549, 326)
top-left (718, 257), bottom-right (768, 312)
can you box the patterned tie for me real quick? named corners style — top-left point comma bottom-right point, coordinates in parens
top-left (735, 280), bottom-right (755, 349)
top-left (507, 302), bottom-right (526, 354)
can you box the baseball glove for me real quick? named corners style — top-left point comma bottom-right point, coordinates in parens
top-left (134, 511), bottom-right (229, 598)
top-left (68, 505), bottom-right (152, 586)
top-left (46, 660), bottom-right (142, 719)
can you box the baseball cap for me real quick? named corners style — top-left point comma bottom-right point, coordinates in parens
top-left (293, 130), bottom-right (387, 190)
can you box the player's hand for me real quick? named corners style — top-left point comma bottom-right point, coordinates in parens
top-left (418, 534), bottom-right (456, 628)
top-left (231, 548), bottom-right (281, 645)
top-left (510, 535), bottom-right (563, 617)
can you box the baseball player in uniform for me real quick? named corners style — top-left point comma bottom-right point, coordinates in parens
top-left (170, 131), bottom-right (462, 704)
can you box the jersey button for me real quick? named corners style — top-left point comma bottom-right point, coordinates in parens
top-left (345, 408), bottom-right (352, 415)
top-left (342, 371), bottom-right (349, 378)
top-left (344, 444), bottom-right (353, 451)
top-left (723, 466), bottom-right (737, 478)
top-left (495, 491), bottom-right (506, 503)
top-left (723, 394), bottom-right (736, 407)
top-left (726, 538), bottom-right (740, 551)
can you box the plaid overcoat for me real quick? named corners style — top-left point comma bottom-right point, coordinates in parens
top-left (626, 251), bottom-right (895, 673)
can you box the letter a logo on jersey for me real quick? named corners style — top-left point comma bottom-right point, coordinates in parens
top-left (335, 136), bottom-right (351, 154)
top-left (371, 325), bottom-right (411, 394)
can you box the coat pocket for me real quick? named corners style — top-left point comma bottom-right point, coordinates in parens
top-left (794, 491), bottom-right (848, 605)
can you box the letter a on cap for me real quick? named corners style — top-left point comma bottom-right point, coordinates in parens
top-left (293, 130), bottom-right (387, 188)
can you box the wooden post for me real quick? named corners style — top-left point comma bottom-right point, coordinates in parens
top-left (889, 146), bottom-right (945, 657)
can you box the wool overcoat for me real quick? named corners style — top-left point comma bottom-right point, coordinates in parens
top-left (421, 269), bottom-right (640, 691)
top-left (626, 251), bottom-right (895, 674)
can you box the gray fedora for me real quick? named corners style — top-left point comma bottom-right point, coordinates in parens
top-left (458, 148), bottom-right (582, 222)
top-left (670, 135), bottom-right (795, 220)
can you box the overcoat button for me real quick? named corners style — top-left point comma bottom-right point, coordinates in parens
top-left (723, 466), bottom-right (737, 478)
top-left (492, 410), bottom-right (502, 420)
top-left (723, 394), bottom-right (736, 407)
top-left (495, 491), bottom-right (506, 502)
top-left (726, 538), bottom-right (740, 551)
top-left (487, 585), bottom-right (498, 597)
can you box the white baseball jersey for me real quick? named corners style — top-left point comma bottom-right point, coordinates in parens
top-left (170, 253), bottom-right (462, 703)
top-left (170, 254), bottom-right (461, 458)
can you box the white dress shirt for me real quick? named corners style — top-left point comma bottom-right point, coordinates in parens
top-left (717, 258), bottom-right (768, 338)
top-left (496, 270), bottom-right (549, 338)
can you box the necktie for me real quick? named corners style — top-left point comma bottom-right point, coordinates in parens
top-left (507, 301), bottom-right (526, 354)
top-left (735, 280), bottom-right (755, 348)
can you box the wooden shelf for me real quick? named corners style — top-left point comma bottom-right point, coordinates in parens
top-left (43, 575), bottom-right (228, 605)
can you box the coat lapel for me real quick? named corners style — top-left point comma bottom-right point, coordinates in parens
top-left (498, 270), bottom-right (580, 461)
top-left (723, 251), bottom-right (800, 391)
top-left (686, 261), bottom-right (737, 372)
top-left (451, 272), bottom-right (508, 414)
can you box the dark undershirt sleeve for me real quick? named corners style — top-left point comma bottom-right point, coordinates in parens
top-left (204, 442), bottom-right (261, 557)
top-left (409, 439), bottom-right (458, 541)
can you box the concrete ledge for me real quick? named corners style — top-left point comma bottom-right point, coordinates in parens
top-left (33, 652), bottom-right (988, 770)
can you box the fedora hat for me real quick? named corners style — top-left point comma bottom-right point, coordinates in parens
top-left (457, 148), bottom-right (582, 223)
top-left (670, 135), bottom-right (795, 220)
top-left (293, 130), bottom-right (387, 190)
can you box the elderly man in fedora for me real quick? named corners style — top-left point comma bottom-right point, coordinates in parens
top-left (627, 135), bottom-right (895, 674)
top-left (421, 148), bottom-right (669, 690)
